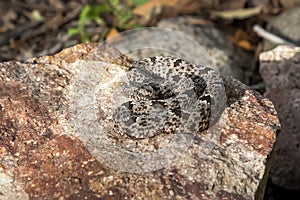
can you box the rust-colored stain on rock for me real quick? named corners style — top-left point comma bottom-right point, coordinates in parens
top-left (222, 91), bottom-right (279, 155)
top-left (0, 82), bottom-right (56, 157)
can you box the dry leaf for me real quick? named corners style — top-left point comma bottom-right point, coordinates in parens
top-left (237, 40), bottom-right (253, 51)
top-left (107, 28), bottom-right (120, 39)
top-left (31, 10), bottom-right (44, 21)
top-left (186, 17), bottom-right (214, 26)
top-left (235, 29), bottom-right (253, 41)
top-left (210, 6), bottom-right (262, 20)
top-left (227, 29), bottom-right (256, 51)
top-left (217, 0), bottom-right (246, 10)
top-left (133, 0), bottom-right (201, 25)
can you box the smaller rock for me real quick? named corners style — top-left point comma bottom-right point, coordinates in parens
top-left (263, 8), bottom-right (300, 51)
top-left (259, 45), bottom-right (300, 190)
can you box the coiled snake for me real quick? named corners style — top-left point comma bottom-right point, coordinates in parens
top-left (107, 56), bottom-right (225, 140)
top-left (70, 53), bottom-right (226, 172)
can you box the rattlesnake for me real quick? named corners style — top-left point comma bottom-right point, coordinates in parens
top-left (107, 56), bottom-right (225, 140)
top-left (69, 51), bottom-right (226, 172)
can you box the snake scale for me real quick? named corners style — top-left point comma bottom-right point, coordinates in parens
top-left (67, 51), bottom-right (228, 172)
top-left (105, 56), bottom-right (225, 141)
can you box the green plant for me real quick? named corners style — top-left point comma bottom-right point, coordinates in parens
top-left (68, 0), bottom-right (148, 42)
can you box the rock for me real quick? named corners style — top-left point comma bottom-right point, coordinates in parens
top-left (0, 43), bottom-right (280, 199)
top-left (263, 8), bottom-right (300, 51)
top-left (0, 172), bottom-right (29, 200)
top-left (259, 45), bottom-right (300, 190)
top-left (279, 0), bottom-right (300, 8)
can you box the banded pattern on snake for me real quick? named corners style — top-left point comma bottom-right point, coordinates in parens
top-left (110, 56), bottom-right (224, 140)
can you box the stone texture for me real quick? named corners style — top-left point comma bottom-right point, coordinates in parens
top-left (0, 43), bottom-right (280, 199)
top-left (0, 172), bottom-right (29, 200)
top-left (259, 45), bottom-right (300, 190)
top-left (263, 8), bottom-right (300, 51)
top-left (279, 0), bottom-right (300, 8)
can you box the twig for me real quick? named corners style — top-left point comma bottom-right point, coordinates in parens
top-left (0, 7), bottom-right (81, 46)
top-left (253, 24), bottom-right (296, 46)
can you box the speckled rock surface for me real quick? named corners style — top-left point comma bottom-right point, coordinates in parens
top-left (259, 45), bottom-right (300, 190)
top-left (0, 43), bottom-right (280, 199)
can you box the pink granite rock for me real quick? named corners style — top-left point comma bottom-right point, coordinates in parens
top-left (0, 43), bottom-right (280, 199)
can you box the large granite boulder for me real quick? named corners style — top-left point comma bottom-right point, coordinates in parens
top-left (0, 43), bottom-right (280, 199)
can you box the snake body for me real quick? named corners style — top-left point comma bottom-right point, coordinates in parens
top-left (111, 56), bottom-right (224, 139)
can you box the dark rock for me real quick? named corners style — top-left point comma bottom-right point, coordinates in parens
top-left (263, 8), bottom-right (300, 51)
top-left (259, 45), bottom-right (300, 190)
